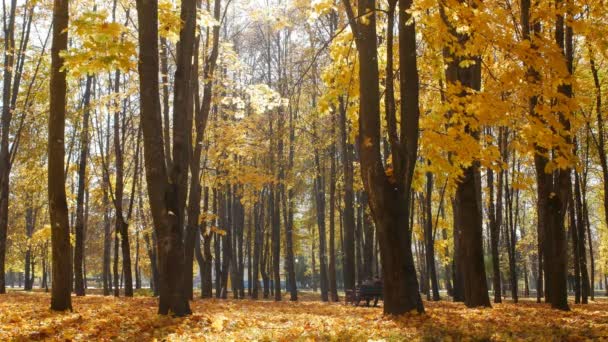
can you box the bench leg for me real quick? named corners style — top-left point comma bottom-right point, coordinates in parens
top-left (373, 297), bottom-right (379, 307)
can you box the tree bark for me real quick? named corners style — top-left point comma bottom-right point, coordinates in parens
top-left (442, 2), bottom-right (490, 307)
top-left (48, 0), bottom-right (72, 311)
top-left (134, 0), bottom-right (192, 315)
top-left (338, 97), bottom-right (356, 293)
top-left (74, 75), bottom-right (93, 296)
top-left (342, 0), bottom-right (424, 314)
top-left (424, 170), bottom-right (440, 301)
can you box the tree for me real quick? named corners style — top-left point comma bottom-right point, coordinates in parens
top-left (342, 0), bottom-right (424, 314)
top-left (48, 0), bottom-right (72, 312)
top-left (134, 0), bottom-right (194, 316)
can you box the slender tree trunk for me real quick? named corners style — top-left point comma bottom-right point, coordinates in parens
top-left (74, 75), bottom-right (93, 296)
top-left (424, 170), bottom-right (440, 301)
top-left (328, 132), bottom-right (338, 301)
top-left (338, 98), bottom-right (356, 293)
top-left (0, 0), bottom-right (26, 294)
top-left (201, 187), bottom-right (213, 298)
top-left (24, 204), bottom-right (33, 291)
top-left (313, 143), bottom-right (329, 301)
top-left (487, 128), bottom-right (502, 303)
top-left (284, 105), bottom-right (298, 301)
top-left (574, 170), bottom-right (590, 303)
top-left (48, 0), bottom-right (72, 311)
top-left (252, 194), bottom-right (264, 299)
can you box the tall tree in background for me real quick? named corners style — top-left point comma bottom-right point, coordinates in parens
top-left (74, 75), bottom-right (93, 296)
top-left (0, 0), bottom-right (33, 294)
top-left (186, 0), bottom-right (223, 299)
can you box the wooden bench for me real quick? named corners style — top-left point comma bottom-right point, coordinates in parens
top-left (345, 285), bottom-right (383, 307)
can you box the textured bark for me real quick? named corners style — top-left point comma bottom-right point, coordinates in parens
top-left (442, 2), bottom-right (491, 307)
top-left (134, 0), bottom-right (192, 315)
top-left (48, 0), bottom-right (72, 311)
top-left (343, 0), bottom-right (424, 314)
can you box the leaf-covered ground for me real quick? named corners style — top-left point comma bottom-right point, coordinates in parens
top-left (1, 291), bottom-right (608, 341)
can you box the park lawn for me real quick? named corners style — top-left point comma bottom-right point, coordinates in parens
top-left (1, 291), bottom-right (607, 341)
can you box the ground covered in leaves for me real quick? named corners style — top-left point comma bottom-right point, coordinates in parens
top-left (1, 291), bottom-right (608, 341)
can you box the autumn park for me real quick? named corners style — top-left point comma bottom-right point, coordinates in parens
top-left (1, 0), bottom-right (608, 339)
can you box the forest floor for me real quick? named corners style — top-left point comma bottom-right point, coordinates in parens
top-left (1, 290), bottom-right (607, 341)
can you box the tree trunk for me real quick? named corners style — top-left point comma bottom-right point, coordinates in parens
top-left (74, 75), bottom-right (93, 296)
top-left (338, 97), bottom-right (356, 293)
top-left (574, 170), bottom-right (590, 303)
top-left (134, 0), bottom-right (192, 315)
top-left (487, 129), bottom-right (502, 303)
top-left (284, 104), bottom-right (298, 301)
top-left (313, 145), bottom-right (329, 301)
top-left (48, 0), bottom-right (72, 311)
top-left (201, 187), bottom-right (213, 298)
top-left (24, 204), bottom-right (34, 291)
top-left (342, 0), bottom-right (424, 314)
top-left (252, 195), bottom-right (263, 299)
top-left (424, 171), bottom-right (440, 301)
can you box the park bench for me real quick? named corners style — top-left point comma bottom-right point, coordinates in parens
top-left (345, 283), bottom-right (383, 307)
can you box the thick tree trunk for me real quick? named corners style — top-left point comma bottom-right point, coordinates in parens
top-left (343, 0), bottom-right (424, 314)
top-left (442, 0), bottom-right (491, 306)
top-left (135, 0), bottom-right (192, 316)
top-left (48, 0), bottom-right (72, 311)
top-left (456, 163), bottom-right (491, 307)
